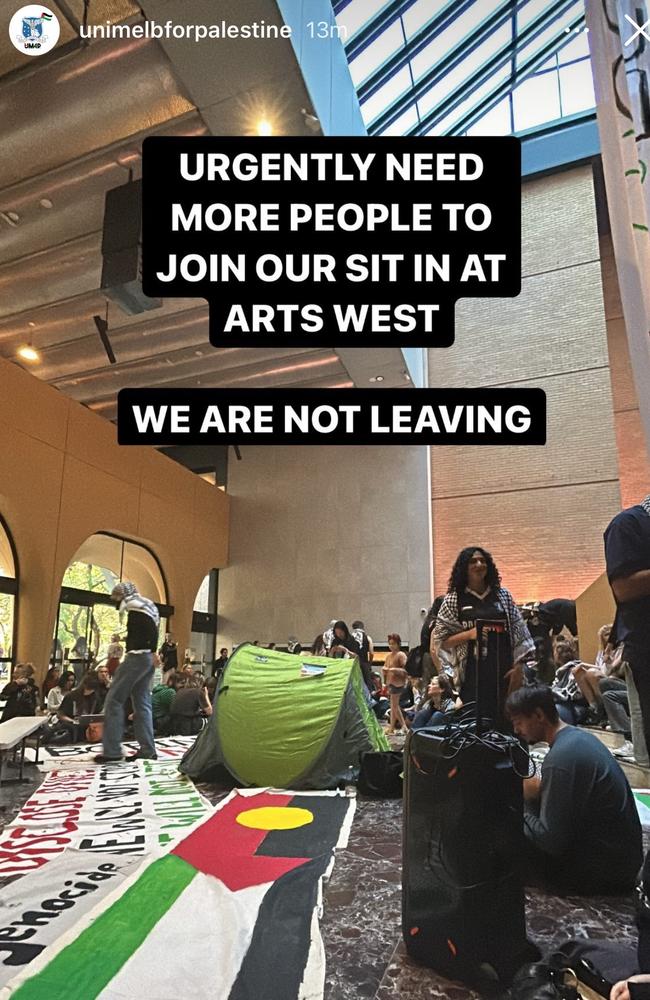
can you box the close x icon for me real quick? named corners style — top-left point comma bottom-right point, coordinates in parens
top-left (624, 8), bottom-right (650, 44)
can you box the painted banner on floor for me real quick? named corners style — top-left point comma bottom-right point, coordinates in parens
top-left (0, 760), bottom-right (211, 878)
top-left (1, 788), bottom-right (355, 1000)
top-left (0, 851), bottom-right (144, 988)
top-left (34, 736), bottom-right (197, 770)
top-left (634, 789), bottom-right (650, 830)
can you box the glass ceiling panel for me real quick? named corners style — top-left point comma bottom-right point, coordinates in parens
top-left (334, 0), bottom-right (591, 138)
top-left (426, 64), bottom-right (512, 134)
top-left (518, 0), bottom-right (552, 31)
top-left (409, 2), bottom-right (509, 83)
top-left (348, 20), bottom-right (404, 86)
top-left (513, 72), bottom-right (562, 131)
top-left (559, 58), bottom-right (596, 114)
top-left (379, 104), bottom-right (419, 135)
top-left (466, 97), bottom-right (511, 135)
top-left (335, 0), bottom-right (392, 41)
top-left (516, 2), bottom-right (584, 67)
top-left (557, 28), bottom-right (589, 61)
top-left (415, 25), bottom-right (512, 120)
top-left (362, 65), bottom-right (413, 125)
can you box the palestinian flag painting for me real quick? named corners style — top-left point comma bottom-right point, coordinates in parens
top-left (2, 789), bottom-right (355, 1000)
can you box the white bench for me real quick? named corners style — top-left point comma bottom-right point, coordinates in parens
top-left (0, 717), bottom-right (45, 784)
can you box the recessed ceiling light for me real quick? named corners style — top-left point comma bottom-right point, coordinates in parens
top-left (17, 345), bottom-right (40, 362)
top-left (369, 375), bottom-right (384, 383)
top-left (39, 198), bottom-right (53, 209)
top-left (256, 119), bottom-right (273, 136)
top-left (28, 321), bottom-right (36, 328)
top-left (7, 211), bottom-right (20, 222)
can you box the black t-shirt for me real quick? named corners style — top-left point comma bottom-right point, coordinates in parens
top-left (159, 642), bottom-right (178, 670)
top-left (126, 610), bottom-right (158, 652)
top-left (212, 655), bottom-right (228, 678)
top-left (604, 505), bottom-right (650, 659)
top-left (0, 680), bottom-right (38, 722)
top-left (331, 635), bottom-right (360, 659)
top-left (355, 632), bottom-right (370, 663)
top-left (59, 690), bottom-right (101, 719)
top-left (456, 589), bottom-right (509, 700)
top-left (457, 589), bottom-right (508, 631)
top-left (171, 688), bottom-right (204, 718)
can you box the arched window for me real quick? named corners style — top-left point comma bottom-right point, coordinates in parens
top-left (188, 570), bottom-right (218, 674)
top-left (0, 516), bottom-right (17, 682)
top-left (54, 533), bottom-right (172, 679)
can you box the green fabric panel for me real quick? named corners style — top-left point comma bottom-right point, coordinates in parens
top-left (636, 792), bottom-right (650, 809)
top-left (349, 664), bottom-right (390, 751)
top-left (11, 855), bottom-right (196, 1000)
top-left (219, 645), bottom-right (353, 786)
top-left (291, 681), bottom-right (369, 787)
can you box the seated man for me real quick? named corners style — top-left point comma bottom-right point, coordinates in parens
top-left (151, 671), bottom-right (178, 736)
top-left (506, 685), bottom-right (642, 894)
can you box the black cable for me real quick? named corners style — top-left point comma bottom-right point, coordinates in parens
top-left (410, 717), bottom-right (534, 778)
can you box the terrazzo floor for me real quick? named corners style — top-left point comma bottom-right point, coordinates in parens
top-left (0, 746), bottom-right (644, 1000)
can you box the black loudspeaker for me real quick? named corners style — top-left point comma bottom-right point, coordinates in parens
top-left (402, 726), bottom-right (535, 992)
top-left (101, 179), bottom-right (161, 315)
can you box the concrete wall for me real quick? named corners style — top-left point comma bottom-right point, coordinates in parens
top-left (217, 444), bottom-right (432, 649)
top-left (429, 165), bottom-right (622, 603)
top-left (0, 357), bottom-right (229, 679)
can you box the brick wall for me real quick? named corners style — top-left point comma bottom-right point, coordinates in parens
top-left (429, 166), bottom-right (622, 603)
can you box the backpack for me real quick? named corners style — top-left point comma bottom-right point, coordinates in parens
top-left (358, 751), bottom-right (403, 798)
top-left (405, 646), bottom-right (423, 678)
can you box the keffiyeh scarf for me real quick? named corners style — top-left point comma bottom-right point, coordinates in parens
top-left (432, 587), bottom-right (535, 686)
top-left (118, 582), bottom-right (160, 627)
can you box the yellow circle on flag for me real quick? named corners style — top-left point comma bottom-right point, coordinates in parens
top-left (235, 806), bottom-right (314, 830)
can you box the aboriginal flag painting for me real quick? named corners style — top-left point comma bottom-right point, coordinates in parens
top-left (1, 789), bottom-right (355, 1000)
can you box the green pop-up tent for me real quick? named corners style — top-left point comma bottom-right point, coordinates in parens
top-left (179, 643), bottom-right (389, 789)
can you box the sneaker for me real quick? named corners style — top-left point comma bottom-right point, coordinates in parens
top-left (612, 740), bottom-right (636, 760)
top-left (126, 752), bottom-right (158, 762)
top-left (93, 754), bottom-right (124, 764)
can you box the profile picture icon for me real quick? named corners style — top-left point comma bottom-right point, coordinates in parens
top-left (9, 5), bottom-right (60, 56)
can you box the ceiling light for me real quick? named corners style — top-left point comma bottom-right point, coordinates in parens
top-left (256, 119), bottom-right (273, 136)
top-left (7, 211), bottom-right (20, 222)
top-left (17, 345), bottom-right (40, 363)
top-left (369, 375), bottom-right (384, 383)
top-left (39, 198), bottom-right (53, 209)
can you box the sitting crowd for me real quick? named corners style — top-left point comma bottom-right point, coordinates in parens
top-left (0, 650), bottom-right (215, 745)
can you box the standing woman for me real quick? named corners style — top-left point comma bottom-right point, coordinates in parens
top-left (106, 633), bottom-right (124, 678)
top-left (382, 633), bottom-right (410, 734)
top-left (432, 547), bottom-right (534, 715)
top-left (328, 621), bottom-right (361, 661)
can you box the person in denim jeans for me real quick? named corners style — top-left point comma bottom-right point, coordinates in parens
top-left (95, 581), bottom-right (160, 764)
